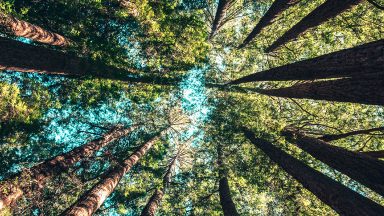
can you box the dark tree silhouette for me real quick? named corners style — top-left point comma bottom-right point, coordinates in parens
top-left (283, 127), bottom-right (384, 197)
top-left (320, 126), bottom-right (384, 142)
top-left (239, 0), bottom-right (301, 48)
top-left (266, 0), bottom-right (363, 52)
top-left (231, 39), bottom-right (384, 84)
top-left (210, 0), bottom-right (233, 39)
top-left (243, 127), bottom-right (384, 215)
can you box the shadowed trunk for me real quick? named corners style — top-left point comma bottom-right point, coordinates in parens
top-left (210, 0), bottom-right (232, 39)
top-left (0, 125), bottom-right (136, 210)
top-left (141, 189), bottom-right (164, 216)
top-left (320, 126), bottom-right (384, 142)
top-left (266, 0), bottom-right (363, 52)
top-left (283, 128), bottom-right (384, 197)
top-left (217, 145), bottom-right (239, 216)
top-left (232, 39), bottom-right (384, 84)
top-left (239, 0), bottom-right (300, 48)
top-left (361, 151), bottom-right (384, 159)
top-left (242, 127), bottom-right (384, 215)
top-left (256, 77), bottom-right (384, 106)
top-left (0, 37), bottom-right (181, 85)
top-left (140, 157), bottom-right (176, 216)
top-left (0, 13), bottom-right (70, 46)
top-left (61, 130), bottom-right (166, 216)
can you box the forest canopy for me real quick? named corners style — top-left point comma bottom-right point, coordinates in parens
top-left (0, 0), bottom-right (384, 215)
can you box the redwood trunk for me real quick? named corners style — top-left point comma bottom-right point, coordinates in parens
top-left (361, 151), bottom-right (384, 159)
top-left (210, 0), bottom-right (232, 39)
top-left (0, 37), bottom-right (181, 85)
top-left (217, 145), bottom-right (239, 216)
top-left (243, 128), bottom-right (384, 215)
top-left (140, 189), bottom-right (164, 216)
top-left (266, 0), bottom-right (363, 52)
top-left (232, 39), bottom-right (384, 84)
top-left (320, 126), bottom-right (384, 142)
top-left (0, 13), bottom-right (70, 46)
top-left (0, 125), bottom-right (136, 210)
top-left (283, 128), bottom-right (384, 196)
top-left (61, 132), bottom-right (163, 216)
top-left (141, 156), bottom-right (177, 216)
top-left (239, 0), bottom-right (300, 48)
top-left (257, 77), bottom-right (384, 106)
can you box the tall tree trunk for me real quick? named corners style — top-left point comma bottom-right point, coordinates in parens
top-left (232, 39), bottom-right (384, 84)
top-left (217, 145), bottom-right (239, 216)
top-left (210, 0), bottom-right (232, 39)
top-left (266, 0), bottom-right (363, 52)
top-left (242, 127), bottom-right (384, 215)
top-left (320, 126), bottom-right (384, 142)
top-left (61, 130), bottom-right (165, 216)
top-left (0, 37), bottom-right (181, 85)
top-left (141, 156), bottom-right (177, 216)
top-left (0, 125), bottom-right (136, 210)
top-left (256, 77), bottom-right (384, 106)
top-left (239, 0), bottom-right (300, 48)
top-left (283, 127), bottom-right (384, 197)
top-left (0, 13), bottom-right (71, 46)
top-left (361, 150), bottom-right (384, 159)
top-left (141, 189), bottom-right (164, 216)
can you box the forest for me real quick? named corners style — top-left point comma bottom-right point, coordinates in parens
top-left (0, 0), bottom-right (384, 215)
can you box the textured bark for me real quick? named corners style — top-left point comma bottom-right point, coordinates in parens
top-left (361, 150), bottom-right (384, 159)
top-left (283, 128), bottom-right (384, 196)
top-left (0, 37), bottom-right (181, 85)
top-left (141, 189), bottom-right (164, 216)
top-left (0, 13), bottom-right (70, 46)
top-left (243, 127), bottom-right (384, 215)
top-left (0, 125), bottom-right (136, 210)
top-left (210, 0), bottom-right (232, 39)
top-left (320, 126), bottom-right (384, 142)
top-left (232, 39), bottom-right (384, 84)
top-left (61, 131), bottom-right (165, 216)
top-left (141, 156), bottom-right (177, 216)
top-left (257, 77), bottom-right (384, 106)
top-left (217, 145), bottom-right (239, 216)
top-left (239, 0), bottom-right (300, 48)
top-left (266, 0), bottom-right (363, 52)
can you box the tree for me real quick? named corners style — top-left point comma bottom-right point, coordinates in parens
top-left (0, 12), bottom-right (70, 46)
top-left (0, 124), bottom-right (136, 210)
top-left (217, 145), bottom-right (239, 216)
top-left (61, 129), bottom-right (167, 216)
top-left (283, 127), bottom-right (384, 196)
top-left (266, 0), bottom-right (364, 52)
top-left (361, 151), bottom-right (384, 159)
top-left (320, 126), bottom-right (384, 142)
top-left (0, 37), bottom-right (181, 85)
top-left (140, 156), bottom-right (177, 216)
top-left (210, 0), bottom-right (233, 39)
top-left (239, 0), bottom-right (301, 48)
top-left (254, 77), bottom-right (384, 106)
top-left (231, 39), bottom-right (384, 84)
top-left (243, 127), bottom-right (384, 215)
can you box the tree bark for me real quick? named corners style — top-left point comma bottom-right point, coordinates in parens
top-left (232, 39), bottom-right (384, 84)
top-left (239, 0), bottom-right (300, 48)
top-left (210, 0), bottom-right (232, 39)
top-left (266, 0), bottom-right (363, 52)
top-left (283, 127), bottom-right (384, 197)
top-left (361, 150), bottom-right (384, 159)
top-left (242, 127), bottom-right (384, 215)
top-left (217, 145), bottom-right (239, 216)
top-left (320, 126), bottom-right (384, 142)
top-left (61, 131), bottom-right (165, 216)
top-left (141, 156), bottom-right (177, 216)
top-left (0, 13), bottom-right (71, 46)
top-left (0, 37), bottom-right (181, 85)
top-left (256, 77), bottom-right (384, 106)
top-left (0, 125), bottom-right (136, 210)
